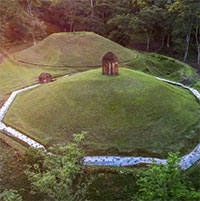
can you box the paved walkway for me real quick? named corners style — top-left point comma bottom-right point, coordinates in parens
top-left (0, 76), bottom-right (199, 170)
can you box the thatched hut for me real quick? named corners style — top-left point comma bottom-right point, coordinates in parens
top-left (102, 52), bottom-right (119, 75)
top-left (39, 72), bottom-right (52, 83)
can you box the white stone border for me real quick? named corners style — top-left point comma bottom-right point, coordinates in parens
top-left (0, 76), bottom-right (199, 170)
top-left (0, 84), bottom-right (41, 121)
top-left (0, 84), bottom-right (45, 149)
top-left (83, 143), bottom-right (200, 170)
top-left (84, 77), bottom-right (200, 170)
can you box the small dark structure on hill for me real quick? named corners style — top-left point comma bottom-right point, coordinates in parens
top-left (39, 72), bottom-right (52, 83)
top-left (102, 52), bottom-right (119, 75)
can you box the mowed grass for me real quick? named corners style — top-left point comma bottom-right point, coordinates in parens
top-left (125, 52), bottom-right (197, 82)
top-left (0, 57), bottom-right (85, 101)
top-left (4, 68), bottom-right (200, 156)
top-left (14, 32), bottom-right (137, 67)
top-left (13, 31), bottom-right (196, 83)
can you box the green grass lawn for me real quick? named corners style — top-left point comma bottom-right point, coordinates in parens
top-left (0, 57), bottom-right (86, 102)
top-left (14, 32), bottom-right (137, 67)
top-left (4, 68), bottom-right (200, 157)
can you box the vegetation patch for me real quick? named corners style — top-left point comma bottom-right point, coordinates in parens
top-left (4, 68), bottom-right (200, 156)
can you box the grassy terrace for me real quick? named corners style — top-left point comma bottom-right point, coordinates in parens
top-left (0, 57), bottom-right (87, 103)
top-left (4, 68), bottom-right (200, 157)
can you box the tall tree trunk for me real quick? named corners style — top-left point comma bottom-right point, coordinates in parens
top-left (90, 0), bottom-right (94, 31)
top-left (31, 33), bottom-right (36, 46)
top-left (69, 7), bottom-right (74, 32)
top-left (70, 21), bottom-right (73, 32)
top-left (156, 35), bottom-right (165, 52)
top-left (197, 45), bottom-right (200, 65)
top-left (27, 0), bottom-right (32, 15)
top-left (146, 32), bottom-right (150, 52)
top-left (90, 0), bottom-right (94, 17)
top-left (167, 35), bottom-right (170, 48)
top-left (195, 24), bottom-right (200, 65)
top-left (183, 33), bottom-right (191, 62)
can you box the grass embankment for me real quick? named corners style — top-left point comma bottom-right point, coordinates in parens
top-left (0, 139), bottom-right (46, 201)
top-left (125, 52), bottom-right (197, 82)
top-left (4, 68), bottom-right (200, 156)
top-left (14, 32), bottom-right (137, 67)
top-left (0, 132), bottom-right (27, 154)
top-left (0, 140), bottom-right (18, 193)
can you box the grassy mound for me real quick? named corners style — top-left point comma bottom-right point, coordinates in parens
top-left (13, 32), bottom-right (196, 82)
top-left (14, 32), bottom-right (137, 67)
top-left (4, 68), bottom-right (200, 156)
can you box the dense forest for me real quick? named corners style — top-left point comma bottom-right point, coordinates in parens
top-left (0, 0), bottom-right (200, 67)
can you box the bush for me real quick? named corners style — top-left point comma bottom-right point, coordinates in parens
top-left (0, 189), bottom-right (22, 201)
top-left (24, 131), bottom-right (92, 201)
top-left (134, 153), bottom-right (200, 201)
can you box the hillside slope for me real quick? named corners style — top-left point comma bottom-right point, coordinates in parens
top-left (4, 68), bottom-right (200, 156)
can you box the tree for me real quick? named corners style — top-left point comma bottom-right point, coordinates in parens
top-left (0, 189), bottom-right (22, 201)
top-left (106, 14), bottom-right (132, 46)
top-left (24, 132), bottom-right (91, 201)
top-left (18, 0), bottom-right (46, 45)
top-left (0, 0), bottom-right (19, 46)
top-left (193, 3), bottom-right (200, 65)
top-left (134, 153), bottom-right (200, 201)
top-left (52, 0), bottom-right (90, 32)
top-left (170, 1), bottom-right (197, 62)
top-left (195, 16), bottom-right (200, 66)
top-left (0, 0), bottom-right (46, 46)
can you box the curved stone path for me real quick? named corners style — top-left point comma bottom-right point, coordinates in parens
top-left (0, 75), bottom-right (199, 170)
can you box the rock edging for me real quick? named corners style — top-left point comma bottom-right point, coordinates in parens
top-left (0, 84), bottom-right (45, 149)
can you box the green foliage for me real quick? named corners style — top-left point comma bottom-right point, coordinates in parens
top-left (106, 14), bottom-right (132, 46)
top-left (24, 132), bottom-right (91, 201)
top-left (0, 189), bottom-right (23, 201)
top-left (134, 153), bottom-right (200, 201)
top-left (0, 0), bottom-right (46, 45)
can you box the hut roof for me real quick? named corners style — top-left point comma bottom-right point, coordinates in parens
top-left (102, 52), bottom-right (118, 63)
top-left (39, 72), bottom-right (52, 79)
